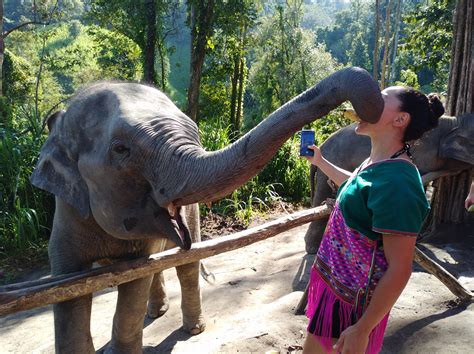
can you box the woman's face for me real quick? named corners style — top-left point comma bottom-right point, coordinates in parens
top-left (355, 86), bottom-right (406, 138)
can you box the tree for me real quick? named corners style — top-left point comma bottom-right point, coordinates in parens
top-left (426, 0), bottom-right (473, 231)
top-left (315, 1), bottom-right (374, 73)
top-left (1, 0), bottom-right (4, 97)
top-left (186, 0), bottom-right (216, 122)
top-left (87, 0), bottom-right (179, 88)
top-left (388, 0), bottom-right (402, 85)
top-left (373, 0), bottom-right (381, 80)
top-left (247, 1), bottom-right (337, 123)
top-left (380, 0), bottom-right (393, 89)
top-left (398, 0), bottom-right (454, 92)
top-left (1, 0), bottom-right (63, 97)
top-left (144, 0), bottom-right (157, 84)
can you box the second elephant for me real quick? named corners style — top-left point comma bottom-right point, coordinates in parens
top-left (304, 113), bottom-right (474, 254)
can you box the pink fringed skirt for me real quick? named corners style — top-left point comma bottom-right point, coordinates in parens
top-left (306, 267), bottom-right (389, 354)
top-left (306, 204), bottom-right (390, 354)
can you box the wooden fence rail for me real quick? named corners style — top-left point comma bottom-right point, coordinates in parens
top-left (0, 205), bottom-right (332, 316)
top-left (1, 203), bottom-right (471, 318)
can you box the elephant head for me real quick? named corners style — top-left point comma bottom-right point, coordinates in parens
top-left (439, 113), bottom-right (474, 166)
top-left (31, 67), bottom-right (383, 250)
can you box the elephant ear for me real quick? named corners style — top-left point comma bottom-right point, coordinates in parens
top-left (439, 114), bottom-right (474, 165)
top-left (30, 110), bottom-right (91, 218)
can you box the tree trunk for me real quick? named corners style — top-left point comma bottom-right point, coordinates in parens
top-left (388, 0), bottom-right (402, 85)
top-left (0, 0), bottom-right (4, 97)
top-left (144, 0), bottom-right (156, 84)
top-left (380, 0), bottom-right (393, 89)
top-left (446, 0), bottom-right (473, 115)
top-left (157, 41), bottom-right (167, 91)
top-left (231, 24), bottom-right (248, 141)
top-left (235, 55), bottom-right (245, 136)
top-left (373, 0), bottom-right (381, 80)
top-left (186, 0), bottom-right (215, 122)
top-left (229, 53), bottom-right (240, 138)
top-left (426, 0), bottom-right (473, 232)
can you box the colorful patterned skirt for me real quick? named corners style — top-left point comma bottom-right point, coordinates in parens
top-left (307, 203), bottom-right (390, 354)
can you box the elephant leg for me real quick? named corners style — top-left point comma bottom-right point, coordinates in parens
top-left (176, 261), bottom-right (205, 335)
top-left (147, 271), bottom-right (169, 318)
top-left (49, 231), bottom-right (95, 353)
top-left (54, 295), bottom-right (94, 354)
top-left (304, 217), bottom-right (329, 254)
top-left (107, 276), bottom-right (153, 354)
top-left (305, 171), bottom-right (334, 254)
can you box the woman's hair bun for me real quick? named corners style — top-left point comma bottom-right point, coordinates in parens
top-left (427, 93), bottom-right (445, 118)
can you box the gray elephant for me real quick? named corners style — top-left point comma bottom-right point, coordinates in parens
top-left (30, 67), bottom-right (383, 353)
top-left (304, 113), bottom-right (474, 254)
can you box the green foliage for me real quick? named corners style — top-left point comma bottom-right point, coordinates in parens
top-left (86, 0), bottom-right (180, 88)
top-left (0, 97), bottom-right (13, 127)
top-left (86, 26), bottom-right (143, 81)
top-left (246, 4), bottom-right (338, 125)
top-left (398, 0), bottom-right (454, 93)
top-left (315, 0), bottom-right (374, 72)
top-left (198, 118), bottom-right (310, 225)
top-left (312, 107), bottom-right (352, 146)
top-left (2, 49), bottom-right (36, 105)
top-left (0, 113), bottom-right (53, 258)
top-left (394, 69), bottom-right (420, 90)
top-left (199, 118), bottom-right (232, 151)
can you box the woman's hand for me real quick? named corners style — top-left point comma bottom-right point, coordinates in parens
top-left (304, 145), bottom-right (323, 166)
top-left (333, 324), bottom-right (370, 354)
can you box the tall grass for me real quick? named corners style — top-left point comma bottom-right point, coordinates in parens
top-left (0, 106), bottom-right (53, 259)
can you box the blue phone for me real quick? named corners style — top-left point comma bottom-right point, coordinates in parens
top-left (300, 130), bottom-right (315, 156)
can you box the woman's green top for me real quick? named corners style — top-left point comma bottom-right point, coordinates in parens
top-left (337, 159), bottom-right (430, 241)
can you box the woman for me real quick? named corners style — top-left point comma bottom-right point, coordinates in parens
top-left (302, 86), bottom-right (445, 354)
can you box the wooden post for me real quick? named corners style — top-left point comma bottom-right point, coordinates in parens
top-left (0, 205), bottom-right (331, 317)
top-left (414, 246), bottom-right (472, 301)
top-left (295, 246), bottom-right (473, 315)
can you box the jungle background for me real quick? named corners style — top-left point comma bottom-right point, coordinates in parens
top-left (0, 0), bottom-right (466, 281)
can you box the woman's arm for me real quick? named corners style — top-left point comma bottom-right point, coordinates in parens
top-left (304, 145), bottom-right (352, 187)
top-left (333, 234), bottom-right (416, 353)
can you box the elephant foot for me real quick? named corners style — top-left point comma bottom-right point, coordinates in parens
top-left (147, 301), bottom-right (169, 319)
top-left (183, 318), bottom-right (206, 335)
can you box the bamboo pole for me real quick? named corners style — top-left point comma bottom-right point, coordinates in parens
top-left (0, 205), bottom-right (332, 317)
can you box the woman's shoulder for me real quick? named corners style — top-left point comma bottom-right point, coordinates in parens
top-left (361, 159), bottom-right (422, 186)
top-left (362, 158), bottom-right (419, 174)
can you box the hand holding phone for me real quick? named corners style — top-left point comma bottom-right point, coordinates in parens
top-left (300, 130), bottom-right (315, 157)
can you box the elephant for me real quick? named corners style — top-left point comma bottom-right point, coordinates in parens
top-left (30, 67), bottom-right (384, 353)
top-left (304, 113), bottom-right (474, 254)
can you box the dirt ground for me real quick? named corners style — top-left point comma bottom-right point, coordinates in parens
top-left (1, 212), bottom-right (474, 354)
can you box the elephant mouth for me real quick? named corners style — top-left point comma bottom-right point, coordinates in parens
top-left (167, 205), bottom-right (192, 250)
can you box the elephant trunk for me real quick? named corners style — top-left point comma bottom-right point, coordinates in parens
top-left (153, 67), bottom-right (383, 209)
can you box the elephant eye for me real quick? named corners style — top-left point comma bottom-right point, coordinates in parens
top-left (113, 144), bottom-right (130, 154)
